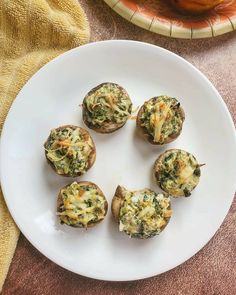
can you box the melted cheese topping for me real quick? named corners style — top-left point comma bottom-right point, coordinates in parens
top-left (119, 189), bottom-right (172, 238)
top-left (44, 127), bottom-right (94, 177)
top-left (57, 182), bottom-right (106, 227)
top-left (84, 83), bottom-right (132, 127)
top-left (157, 150), bottom-right (201, 197)
top-left (152, 101), bottom-right (172, 142)
top-left (140, 96), bottom-right (184, 144)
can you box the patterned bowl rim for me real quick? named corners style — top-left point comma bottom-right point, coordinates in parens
top-left (104, 0), bottom-right (236, 39)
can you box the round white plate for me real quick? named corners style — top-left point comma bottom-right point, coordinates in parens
top-left (1, 41), bottom-right (236, 281)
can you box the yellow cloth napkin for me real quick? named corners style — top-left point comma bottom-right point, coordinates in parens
top-left (0, 0), bottom-right (89, 291)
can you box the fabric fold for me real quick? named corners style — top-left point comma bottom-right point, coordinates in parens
top-left (0, 0), bottom-right (90, 291)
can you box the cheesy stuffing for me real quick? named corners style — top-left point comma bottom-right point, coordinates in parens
top-left (44, 127), bottom-right (94, 177)
top-left (157, 150), bottom-right (201, 197)
top-left (83, 83), bottom-right (132, 127)
top-left (57, 182), bottom-right (107, 227)
top-left (140, 96), bottom-right (184, 144)
top-left (119, 189), bottom-right (172, 238)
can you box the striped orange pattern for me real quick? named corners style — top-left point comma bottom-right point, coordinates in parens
top-left (104, 0), bottom-right (236, 38)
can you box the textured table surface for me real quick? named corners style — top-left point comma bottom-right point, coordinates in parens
top-left (2, 1), bottom-right (236, 294)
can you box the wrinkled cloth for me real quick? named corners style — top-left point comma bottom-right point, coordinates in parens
top-left (0, 0), bottom-right (89, 291)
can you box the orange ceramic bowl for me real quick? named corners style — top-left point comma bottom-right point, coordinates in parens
top-left (104, 0), bottom-right (236, 39)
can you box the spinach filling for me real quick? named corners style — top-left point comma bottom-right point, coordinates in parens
top-left (57, 182), bottom-right (106, 227)
top-left (158, 150), bottom-right (201, 197)
top-left (44, 127), bottom-right (94, 177)
top-left (119, 190), bottom-right (172, 238)
top-left (140, 96), bottom-right (184, 144)
top-left (84, 83), bottom-right (132, 127)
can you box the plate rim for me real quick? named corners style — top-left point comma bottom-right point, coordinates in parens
top-left (1, 40), bottom-right (236, 281)
top-left (103, 0), bottom-right (236, 39)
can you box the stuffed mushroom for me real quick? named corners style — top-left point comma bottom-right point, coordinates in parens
top-left (112, 185), bottom-right (172, 239)
top-left (154, 149), bottom-right (203, 197)
top-left (44, 125), bottom-right (96, 177)
top-left (57, 181), bottom-right (108, 228)
top-left (82, 82), bottom-right (132, 133)
top-left (137, 96), bottom-right (185, 145)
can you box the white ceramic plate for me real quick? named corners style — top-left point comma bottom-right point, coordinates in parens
top-left (1, 41), bottom-right (236, 281)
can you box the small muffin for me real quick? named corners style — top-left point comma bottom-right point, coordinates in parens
top-left (154, 149), bottom-right (202, 197)
top-left (57, 181), bottom-right (108, 228)
top-left (112, 186), bottom-right (172, 239)
top-left (82, 82), bottom-right (132, 133)
top-left (44, 125), bottom-right (96, 177)
top-left (137, 96), bottom-right (185, 145)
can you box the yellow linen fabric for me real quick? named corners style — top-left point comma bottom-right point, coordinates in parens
top-left (0, 0), bottom-right (89, 291)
